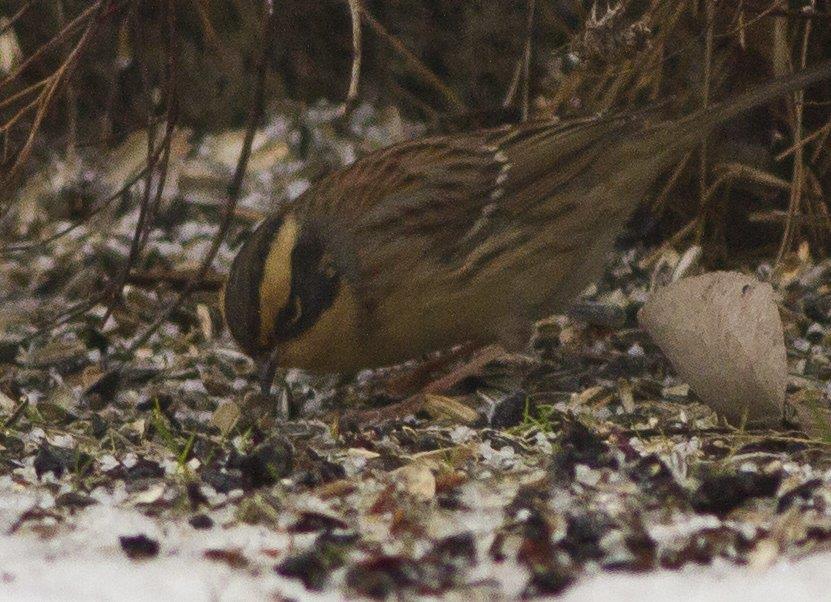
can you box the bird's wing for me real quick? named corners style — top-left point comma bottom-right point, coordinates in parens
top-left (297, 57), bottom-right (831, 327)
top-left (315, 114), bottom-right (635, 256)
top-left (297, 113), bottom-right (645, 321)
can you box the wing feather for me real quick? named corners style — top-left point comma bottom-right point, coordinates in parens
top-left (296, 111), bottom-right (655, 328)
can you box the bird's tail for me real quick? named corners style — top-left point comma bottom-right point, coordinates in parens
top-left (651, 57), bottom-right (831, 158)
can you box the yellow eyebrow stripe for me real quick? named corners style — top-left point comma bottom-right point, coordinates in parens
top-left (258, 214), bottom-right (299, 347)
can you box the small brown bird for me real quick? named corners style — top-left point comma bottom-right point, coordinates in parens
top-left (224, 60), bottom-right (831, 384)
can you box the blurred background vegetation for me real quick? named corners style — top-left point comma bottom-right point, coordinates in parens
top-left (1, 0), bottom-right (830, 267)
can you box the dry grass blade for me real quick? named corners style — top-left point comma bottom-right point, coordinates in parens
top-left (520, 0), bottom-right (535, 120)
top-left (652, 151), bottom-right (693, 214)
top-left (341, 0), bottom-right (363, 111)
top-left (0, 1), bottom-right (107, 198)
top-left (504, 0), bottom-right (535, 119)
top-left (748, 210), bottom-right (831, 225)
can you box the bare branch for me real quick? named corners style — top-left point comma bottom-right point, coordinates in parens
top-left (102, 0), bottom-right (180, 325)
top-left (344, 0), bottom-right (362, 108)
top-left (776, 20), bottom-right (813, 264)
top-left (1, 1), bottom-right (107, 199)
top-left (127, 2), bottom-right (278, 353)
top-left (0, 0), bottom-right (39, 37)
top-left (360, 6), bottom-right (465, 112)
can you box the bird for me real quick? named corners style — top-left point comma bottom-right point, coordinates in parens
top-left (223, 59), bottom-right (831, 391)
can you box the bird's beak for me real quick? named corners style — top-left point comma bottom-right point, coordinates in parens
top-left (258, 348), bottom-right (280, 396)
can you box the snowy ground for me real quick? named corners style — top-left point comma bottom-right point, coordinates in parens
top-left (1, 488), bottom-right (830, 602)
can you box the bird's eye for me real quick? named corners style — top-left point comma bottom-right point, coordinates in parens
top-left (321, 256), bottom-right (337, 280)
top-left (286, 295), bottom-right (303, 326)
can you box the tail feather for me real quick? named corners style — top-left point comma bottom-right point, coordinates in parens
top-left (655, 57), bottom-right (831, 157)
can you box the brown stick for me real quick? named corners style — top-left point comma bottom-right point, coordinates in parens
top-left (360, 7), bottom-right (465, 112)
top-left (776, 20), bottom-right (812, 264)
top-left (343, 0), bottom-right (362, 109)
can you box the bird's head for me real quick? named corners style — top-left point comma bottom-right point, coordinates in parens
top-left (223, 209), bottom-right (358, 372)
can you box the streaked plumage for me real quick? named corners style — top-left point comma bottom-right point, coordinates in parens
top-left (224, 59), bottom-right (831, 374)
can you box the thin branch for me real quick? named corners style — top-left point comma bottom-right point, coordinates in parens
top-left (737, 0), bottom-right (746, 49)
top-left (767, 8), bottom-right (831, 20)
top-left (0, 0), bottom-right (39, 37)
top-left (359, 7), bottom-right (465, 112)
top-left (0, 1), bottom-right (100, 93)
top-left (126, 268), bottom-right (224, 291)
top-left (810, 117), bottom-right (831, 165)
top-left (651, 151), bottom-right (693, 213)
top-left (343, 0), bottom-right (362, 109)
top-left (1, 2), bottom-right (105, 197)
top-left (127, 4), bottom-right (277, 353)
top-left (776, 119), bottom-right (831, 161)
top-left (711, 162), bottom-right (792, 191)
top-left (695, 0), bottom-right (715, 243)
top-left (30, 290), bottom-right (109, 339)
top-left (748, 210), bottom-right (831, 225)
top-left (520, 0), bottom-right (535, 120)
top-left (0, 79), bottom-right (47, 113)
top-left (102, 1), bottom-right (179, 325)
top-left (56, 0), bottom-right (78, 162)
top-left (503, 60), bottom-right (522, 109)
top-left (776, 20), bottom-right (812, 264)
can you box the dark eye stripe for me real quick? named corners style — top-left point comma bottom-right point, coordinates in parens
top-left (285, 294), bottom-right (303, 326)
top-left (224, 214), bottom-right (284, 355)
top-left (272, 228), bottom-right (340, 342)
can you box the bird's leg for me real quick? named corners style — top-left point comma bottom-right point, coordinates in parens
top-left (418, 344), bottom-right (506, 396)
top-left (257, 350), bottom-right (301, 418)
top-left (382, 341), bottom-right (479, 398)
top-left (258, 349), bottom-right (280, 396)
top-left (341, 344), bottom-right (506, 427)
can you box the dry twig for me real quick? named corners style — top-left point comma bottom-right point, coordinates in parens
top-left (359, 6), bottom-right (465, 112)
top-left (342, 0), bottom-right (363, 112)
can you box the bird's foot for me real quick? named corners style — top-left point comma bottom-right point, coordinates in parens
top-left (340, 344), bottom-right (506, 428)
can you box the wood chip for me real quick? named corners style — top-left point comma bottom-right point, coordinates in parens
top-left (422, 394), bottom-right (479, 424)
top-left (197, 304), bottom-right (213, 340)
top-left (392, 463), bottom-right (436, 501)
top-left (617, 379), bottom-right (635, 413)
top-left (210, 401), bottom-right (241, 436)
